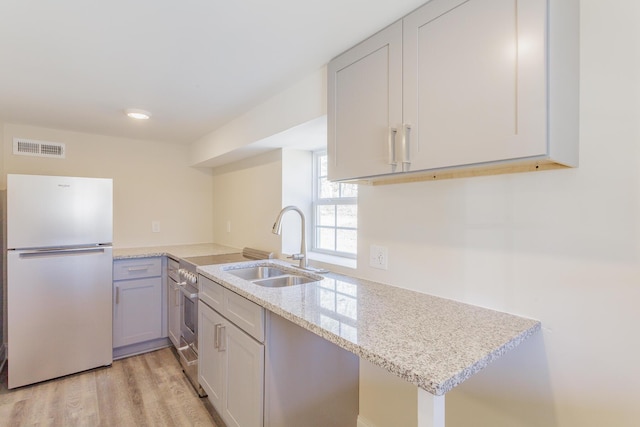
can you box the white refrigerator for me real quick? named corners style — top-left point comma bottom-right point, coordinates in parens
top-left (7, 174), bottom-right (113, 389)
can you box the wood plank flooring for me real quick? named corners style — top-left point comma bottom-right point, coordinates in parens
top-left (0, 348), bottom-right (221, 427)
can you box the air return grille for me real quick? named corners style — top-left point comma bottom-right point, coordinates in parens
top-left (13, 138), bottom-right (66, 159)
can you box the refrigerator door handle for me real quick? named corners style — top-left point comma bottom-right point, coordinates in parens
top-left (18, 247), bottom-right (107, 258)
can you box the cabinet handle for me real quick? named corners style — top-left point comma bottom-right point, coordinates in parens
top-left (388, 127), bottom-right (398, 167)
top-left (127, 266), bottom-right (150, 272)
top-left (402, 124), bottom-right (412, 171)
top-left (115, 286), bottom-right (120, 304)
top-left (214, 324), bottom-right (221, 349)
top-left (218, 325), bottom-right (226, 351)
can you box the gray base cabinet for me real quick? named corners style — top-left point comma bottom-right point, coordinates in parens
top-left (199, 300), bottom-right (264, 427)
top-left (198, 275), bottom-right (358, 427)
top-left (264, 312), bottom-right (359, 427)
top-left (113, 257), bottom-right (166, 356)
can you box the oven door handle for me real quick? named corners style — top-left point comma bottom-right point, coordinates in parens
top-left (179, 284), bottom-right (198, 300)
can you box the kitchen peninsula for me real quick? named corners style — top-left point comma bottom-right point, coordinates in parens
top-left (115, 244), bottom-right (540, 427)
top-left (201, 260), bottom-right (539, 427)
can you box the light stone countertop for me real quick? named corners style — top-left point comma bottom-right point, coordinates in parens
top-left (198, 259), bottom-right (541, 396)
top-left (113, 243), bottom-right (241, 260)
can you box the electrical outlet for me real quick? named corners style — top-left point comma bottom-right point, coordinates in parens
top-left (152, 221), bottom-right (160, 233)
top-left (227, 220), bottom-right (231, 233)
top-left (369, 245), bottom-right (388, 270)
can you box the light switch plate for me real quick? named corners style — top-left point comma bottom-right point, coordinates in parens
top-left (152, 221), bottom-right (160, 233)
top-left (369, 245), bottom-right (388, 270)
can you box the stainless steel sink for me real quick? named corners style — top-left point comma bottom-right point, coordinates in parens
top-left (227, 266), bottom-right (288, 280)
top-left (224, 264), bottom-right (322, 287)
top-left (252, 275), bottom-right (316, 288)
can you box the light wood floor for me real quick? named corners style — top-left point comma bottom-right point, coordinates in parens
top-left (0, 348), bottom-right (221, 427)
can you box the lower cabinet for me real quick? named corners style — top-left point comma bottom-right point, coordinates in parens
top-left (198, 275), bottom-right (359, 427)
top-left (113, 257), bottom-right (166, 358)
top-left (199, 300), bottom-right (264, 427)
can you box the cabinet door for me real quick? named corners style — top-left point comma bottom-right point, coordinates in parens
top-left (199, 301), bottom-right (225, 409)
top-left (328, 20), bottom-right (403, 181)
top-left (403, 0), bottom-right (547, 170)
top-left (223, 322), bottom-right (265, 427)
top-left (167, 276), bottom-right (181, 347)
top-left (113, 277), bottom-right (162, 348)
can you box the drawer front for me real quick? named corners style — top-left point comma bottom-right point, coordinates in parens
top-left (199, 275), bottom-right (224, 314)
top-left (224, 289), bottom-right (265, 343)
top-left (167, 257), bottom-right (179, 281)
top-left (113, 257), bottom-right (162, 281)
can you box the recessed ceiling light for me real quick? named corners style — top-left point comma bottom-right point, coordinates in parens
top-left (125, 108), bottom-right (151, 120)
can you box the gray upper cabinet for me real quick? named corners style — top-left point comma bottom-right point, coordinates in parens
top-left (328, 0), bottom-right (579, 182)
top-left (328, 20), bottom-right (403, 180)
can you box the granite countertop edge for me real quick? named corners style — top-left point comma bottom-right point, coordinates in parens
top-left (112, 243), bottom-right (241, 260)
top-left (197, 259), bottom-right (542, 396)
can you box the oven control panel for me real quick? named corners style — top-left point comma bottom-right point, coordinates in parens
top-left (178, 268), bottom-right (198, 286)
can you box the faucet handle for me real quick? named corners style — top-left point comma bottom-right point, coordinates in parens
top-left (288, 253), bottom-right (305, 261)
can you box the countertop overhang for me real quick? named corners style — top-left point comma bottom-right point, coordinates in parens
top-left (198, 259), bottom-right (541, 396)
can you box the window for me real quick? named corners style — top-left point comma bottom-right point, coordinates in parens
top-left (312, 151), bottom-right (357, 258)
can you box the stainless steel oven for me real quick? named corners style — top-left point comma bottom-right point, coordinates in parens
top-left (177, 260), bottom-right (203, 396)
top-left (176, 248), bottom-right (273, 397)
top-left (180, 282), bottom-right (198, 345)
top-left (179, 272), bottom-right (198, 341)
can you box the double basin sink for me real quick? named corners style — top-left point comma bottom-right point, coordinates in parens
top-left (225, 265), bottom-right (322, 288)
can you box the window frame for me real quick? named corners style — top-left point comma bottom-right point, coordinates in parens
top-left (311, 151), bottom-right (358, 259)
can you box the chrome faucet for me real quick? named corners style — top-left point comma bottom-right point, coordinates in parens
top-left (272, 205), bottom-right (307, 269)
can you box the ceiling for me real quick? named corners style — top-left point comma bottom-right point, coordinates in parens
top-left (0, 0), bottom-right (425, 145)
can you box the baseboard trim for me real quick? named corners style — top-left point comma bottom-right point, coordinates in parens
top-left (0, 343), bottom-right (6, 373)
top-left (357, 415), bottom-right (378, 427)
top-left (113, 337), bottom-right (171, 360)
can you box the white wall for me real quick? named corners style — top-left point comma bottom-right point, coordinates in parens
top-left (281, 149), bottom-right (313, 257)
top-left (1, 123), bottom-right (214, 248)
top-left (190, 67), bottom-right (326, 167)
top-left (210, 148), bottom-right (315, 259)
top-left (211, 150), bottom-right (284, 252)
top-left (354, 1), bottom-right (640, 425)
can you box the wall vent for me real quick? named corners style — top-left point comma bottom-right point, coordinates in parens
top-left (13, 138), bottom-right (66, 159)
